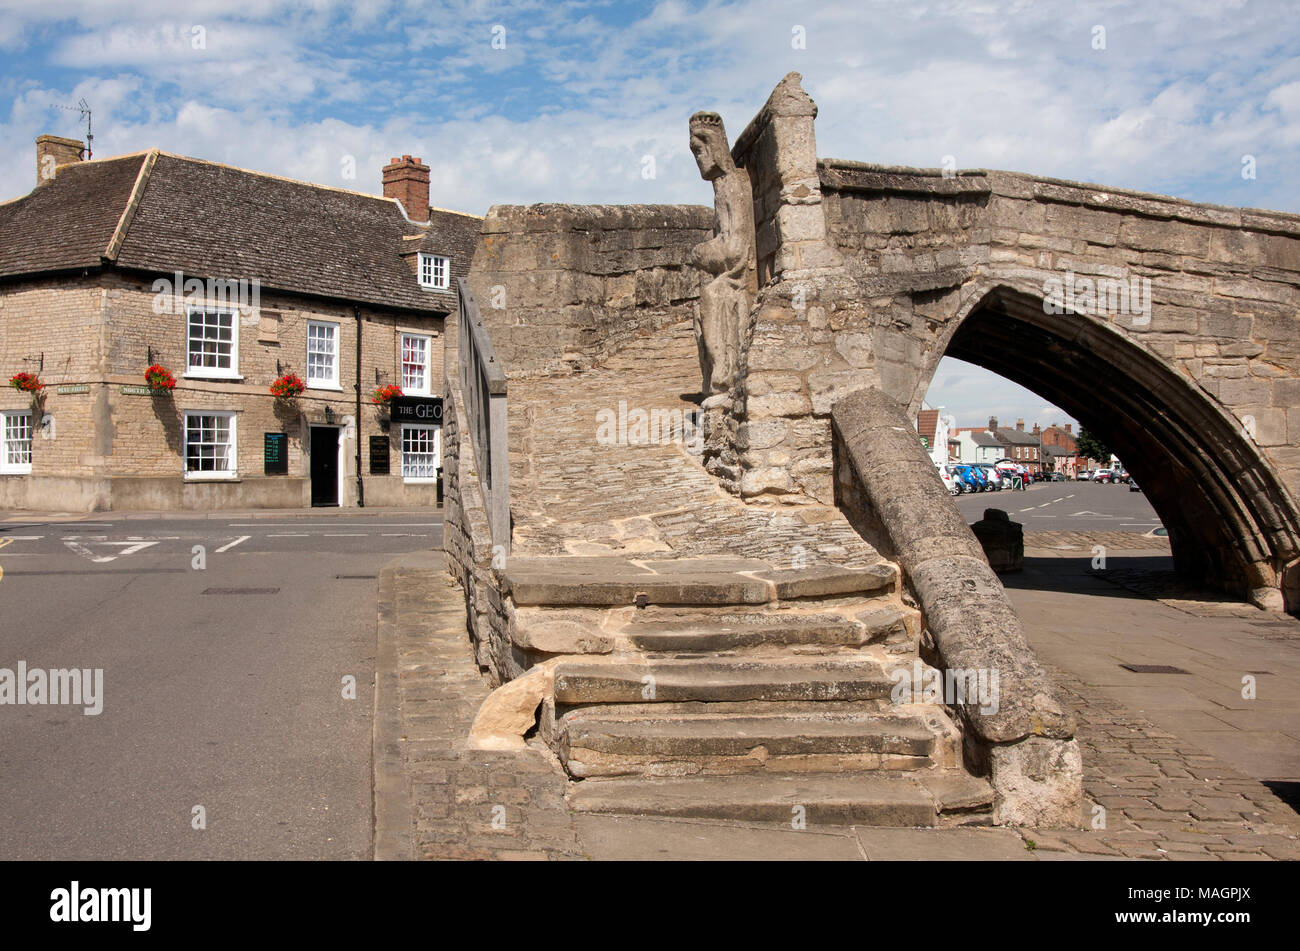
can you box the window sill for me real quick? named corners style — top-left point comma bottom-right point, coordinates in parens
top-left (418, 284), bottom-right (450, 292)
top-left (184, 473), bottom-right (240, 482)
top-left (401, 477), bottom-right (439, 484)
top-left (307, 384), bottom-right (344, 392)
top-left (0, 468), bottom-right (32, 476)
top-left (184, 372), bottom-right (244, 382)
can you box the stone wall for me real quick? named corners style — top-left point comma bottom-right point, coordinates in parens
top-left (467, 203), bottom-right (712, 378)
top-left (0, 272), bottom-right (446, 510)
top-left (440, 372), bottom-right (510, 683)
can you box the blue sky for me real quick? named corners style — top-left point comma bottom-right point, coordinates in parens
top-left (3, 0), bottom-right (1298, 428)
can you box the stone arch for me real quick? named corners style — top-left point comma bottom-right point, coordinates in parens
top-left (908, 281), bottom-right (1300, 612)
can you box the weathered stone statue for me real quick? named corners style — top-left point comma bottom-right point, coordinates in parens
top-left (689, 112), bottom-right (756, 407)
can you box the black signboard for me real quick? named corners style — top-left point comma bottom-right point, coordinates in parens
top-left (391, 395), bottom-right (443, 424)
top-left (264, 433), bottom-right (288, 475)
top-left (369, 435), bottom-right (391, 475)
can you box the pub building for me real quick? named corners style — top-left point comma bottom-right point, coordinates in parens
top-left (0, 137), bottom-right (480, 510)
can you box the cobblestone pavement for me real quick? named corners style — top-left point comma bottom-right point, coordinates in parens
top-left (505, 324), bottom-right (878, 568)
top-left (378, 551), bottom-right (1300, 860)
top-left (1034, 663), bottom-right (1300, 860)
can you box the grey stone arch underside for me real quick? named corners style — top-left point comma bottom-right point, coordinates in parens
top-left (907, 282), bottom-right (1300, 613)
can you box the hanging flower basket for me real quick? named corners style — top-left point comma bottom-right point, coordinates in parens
top-left (372, 384), bottom-right (403, 406)
top-left (9, 372), bottom-right (43, 393)
top-left (144, 364), bottom-right (177, 392)
top-left (270, 373), bottom-right (306, 401)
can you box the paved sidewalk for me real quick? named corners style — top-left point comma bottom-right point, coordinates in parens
top-left (376, 551), bottom-right (1300, 860)
top-left (2, 505), bottom-right (439, 522)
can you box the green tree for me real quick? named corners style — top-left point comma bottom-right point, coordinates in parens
top-left (1075, 428), bottom-right (1110, 463)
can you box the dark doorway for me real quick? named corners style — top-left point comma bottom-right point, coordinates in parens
top-left (310, 426), bottom-right (340, 507)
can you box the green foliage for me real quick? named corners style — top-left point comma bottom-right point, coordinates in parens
top-left (1075, 428), bottom-right (1110, 463)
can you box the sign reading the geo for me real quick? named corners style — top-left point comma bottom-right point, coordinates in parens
top-left (390, 396), bottom-right (443, 424)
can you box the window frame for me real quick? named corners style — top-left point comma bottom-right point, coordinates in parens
top-left (399, 331), bottom-right (433, 396)
top-left (183, 410), bottom-right (238, 480)
top-left (417, 253), bottom-right (450, 290)
top-left (305, 319), bottom-right (341, 389)
top-left (0, 410), bottom-right (33, 475)
top-left (185, 305), bottom-right (241, 380)
top-left (400, 423), bottom-right (441, 483)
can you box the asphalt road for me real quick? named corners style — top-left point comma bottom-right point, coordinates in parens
top-left (0, 509), bottom-right (442, 860)
top-left (952, 479), bottom-right (1163, 532)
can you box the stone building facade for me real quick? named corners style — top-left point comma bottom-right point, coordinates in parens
top-left (0, 142), bottom-right (481, 511)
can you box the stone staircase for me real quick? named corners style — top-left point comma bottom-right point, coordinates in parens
top-left (503, 555), bottom-right (995, 827)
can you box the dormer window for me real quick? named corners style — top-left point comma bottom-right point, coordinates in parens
top-left (418, 253), bottom-right (449, 290)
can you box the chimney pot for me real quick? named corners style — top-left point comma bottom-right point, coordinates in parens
top-left (1016, 418), bottom-right (1025, 431)
top-left (35, 134), bottom-right (84, 187)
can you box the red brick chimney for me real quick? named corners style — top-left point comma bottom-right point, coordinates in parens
top-left (382, 155), bottom-right (430, 219)
top-left (36, 134), bottom-right (84, 186)
top-left (1032, 423), bottom-right (1041, 437)
top-left (988, 416), bottom-right (998, 431)
top-left (1065, 423), bottom-right (1073, 434)
top-left (1016, 418), bottom-right (1025, 431)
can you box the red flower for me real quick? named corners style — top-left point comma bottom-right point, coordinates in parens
top-left (372, 384), bottom-right (403, 405)
top-left (9, 372), bottom-right (43, 392)
top-left (144, 364), bottom-right (176, 391)
top-left (270, 373), bottom-right (306, 399)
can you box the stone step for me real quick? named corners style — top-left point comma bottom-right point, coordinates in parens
top-left (617, 606), bottom-right (911, 652)
top-left (501, 556), bottom-right (896, 608)
top-left (558, 711), bottom-right (944, 778)
top-left (566, 771), bottom-right (995, 826)
top-left (553, 658), bottom-right (894, 704)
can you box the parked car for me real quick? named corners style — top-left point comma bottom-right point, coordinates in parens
top-left (974, 462), bottom-right (1005, 490)
top-left (1094, 468), bottom-right (1116, 484)
top-left (936, 462), bottom-right (960, 496)
top-left (945, 464), bottom-right (972, 493)
top-left (1050, 472), bottom-right (1068, 482)
top-left (1076, 469), bottom-right (1092, 481)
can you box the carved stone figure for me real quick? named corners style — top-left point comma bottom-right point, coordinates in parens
top-left (689, 112), bottom-right (756, 406)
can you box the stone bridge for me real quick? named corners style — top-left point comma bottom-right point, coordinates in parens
top-left (442, 73), bottom-right (1300, 830)
top-left (716, 74), bottom-right (1300, 614)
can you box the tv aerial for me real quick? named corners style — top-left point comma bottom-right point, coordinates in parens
top-left (49, 98), bottom-right (93, 159)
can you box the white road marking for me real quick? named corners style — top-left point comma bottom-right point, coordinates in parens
top-left (215, 535), bottom-right (251, 553)
top-left (0, 535), bottom-right (43, 541)
top-left (62, 540), bottom-right (159, 563)
top-left (1019, 508), bottom-right (1035, 512)
top-left (1031, 515), bottom-right (1058, 518)
top-left (381, 533), bottom-right (430, 537)
top-left (268, 533), bottom-right (310, 537)
top-left (324, 533), bottom-right (367, 537)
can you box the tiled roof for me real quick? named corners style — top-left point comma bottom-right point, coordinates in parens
top-left (0, 150), bottom-right (483, 315)
top-left (994, 426), bottom-right (1040, 445)
top-left (969, 430), bottom-right (1002, 448)
top-left (0, 154), bottom-right (147, 276)
top-left (916, 409), bottom-right (939, 442)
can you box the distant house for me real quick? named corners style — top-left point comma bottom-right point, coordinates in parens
top-left (952, 427), bottom-right (1004, 464)
top-left (0, 136), bottom-right (481, 511)
top-left (915, 403), bottom-right (954, 465)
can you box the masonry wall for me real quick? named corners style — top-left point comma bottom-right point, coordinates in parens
top-left (466, 203), bottom-right (712, 378)
top-left (0, 272), bottom-right (447, 510)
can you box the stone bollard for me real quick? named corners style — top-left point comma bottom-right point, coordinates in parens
top-left (971, 508), bottom-right (1024, 573)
